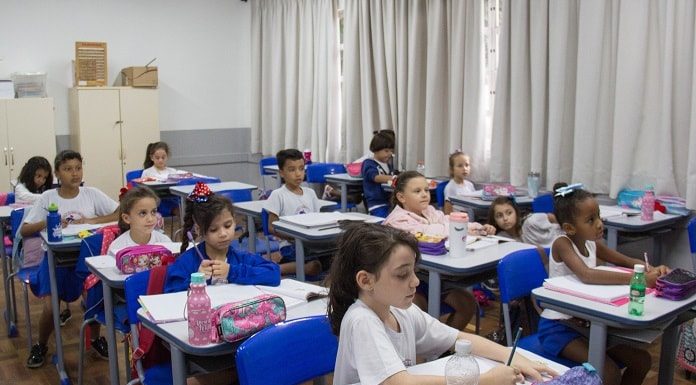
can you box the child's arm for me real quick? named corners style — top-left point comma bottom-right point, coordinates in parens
top-left (267, 211), bottom-right (294, 241)
top-left (596, 242), bottom-right (668, 287)
top-left (20, 221), bottom-right (46, 237)
top-left (373, 174), bottom-right (394, 184)
top-left (553, 237), bottom-right (633, 285)
top-left (226, 249), bottom-right (281, 286)
top-left (82, 209), bottom-right (119, 225)
top-left (163, 251), bottom-right (201, 293)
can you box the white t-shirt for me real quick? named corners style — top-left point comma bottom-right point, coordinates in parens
top-left (264, 185), bottom-right (320, 217)
top-left (141, 166), bottom-right (178, 181)
top-left (14, 183), bottom-right (43, 204)
top-left (333, 299), bottom-right (459, 385)
top-left (23, 187), bottom-right (118, 225)
top-left (107, 230), bottom-right (172, 255)
top-left (443, 179), bottom-right (476, 202)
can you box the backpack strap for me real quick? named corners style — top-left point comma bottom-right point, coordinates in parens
top-left (132, 265), bottom-right (168, 361)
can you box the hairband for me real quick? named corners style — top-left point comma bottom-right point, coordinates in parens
top-left (187, 182), bottom-right (214, 202)
top-left (554, 183), bottom-right (583, 197)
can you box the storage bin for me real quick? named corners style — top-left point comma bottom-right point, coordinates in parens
top-left (11, 72), bottom-right (47, 98)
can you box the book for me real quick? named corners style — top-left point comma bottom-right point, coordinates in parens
top-left (465, 236), bottom-right (499, 251)
top-left (256, 279), bottom-right (329, 302)
top-left (543, 270), bottom-right (655, 306)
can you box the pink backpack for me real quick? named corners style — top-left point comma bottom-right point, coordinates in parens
top-left (115, 244), bottom-right (174, 274)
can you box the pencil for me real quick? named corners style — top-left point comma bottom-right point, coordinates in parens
top-left (643, 252), bottom-right (651, 270)
top-left (506, 327), bottom-right (523, 366)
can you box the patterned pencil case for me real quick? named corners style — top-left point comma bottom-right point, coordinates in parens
top-left (211, 294), bottom-right (286, 343)
top-left (656, 268), bottom-right (696, 301)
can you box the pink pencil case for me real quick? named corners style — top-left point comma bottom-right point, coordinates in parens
top-left (115, 244), bottom-right (175, 274)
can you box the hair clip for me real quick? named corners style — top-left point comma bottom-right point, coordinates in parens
top-left (118, 187), bottom-right (130, 201)
top-left (187, 182), bottom-right (214, 202)
top-left (554, 183), bottom-right (583, 197)
top-left (508, 194), bottom-right (517, 205)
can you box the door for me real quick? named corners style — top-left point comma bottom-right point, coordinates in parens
top-left (119, 88), bottom-right (160, 179)
top-left (5, 98), bottom-right (56, 183)
top-left (0, 101), bottom-right (11, 190)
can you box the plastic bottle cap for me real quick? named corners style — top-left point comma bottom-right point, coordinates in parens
top-left (48, 203), bottom-right (59, 212)
top-left (190, 272), bottom-right (206, 284)
top-left (450, 212), bottom-right (468, 223)
top-left (454, 339), bottom-right (472, 355)
top-left (634, 264), bottom-right (645, 273)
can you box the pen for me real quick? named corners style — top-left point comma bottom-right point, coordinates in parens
top-left (506, 327), bottom-right (523, 366)
top-left (643, 252), bottom-right (651, 270)
top-left (187, 231), bottom-right (206, 261)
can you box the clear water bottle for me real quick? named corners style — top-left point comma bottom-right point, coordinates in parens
top-left (46, 203), bottom-right (62, 242)
top-left (628, 264), bottom-right (646, 316)
top-left (449, 212), bottom-right (468, 256)
top-left (416, 161), bottom-right (426, 176)
top-left (444, 339), bottom-right (480, 385)
top-left (527, 171), bottom-right (540, 198)
top-left (641, 186), bottom-right (655, 221)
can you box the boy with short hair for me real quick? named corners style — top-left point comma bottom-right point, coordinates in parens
top-left (361, 131), bottom-right (396, 218)
top-left (265, 149), bottom-right (326, 276)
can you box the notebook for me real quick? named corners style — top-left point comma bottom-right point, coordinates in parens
top-left (278, 212), bottom-right (370, 229)
top-left (465, 236), bottom-right (499, 251)
top-left (599, 205), bottom-right (640, 220)
top-left (543, 269), bottom-right (655, 306)
top-left (256, 279), bottom-right (328, 301)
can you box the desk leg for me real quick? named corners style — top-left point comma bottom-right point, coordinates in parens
top-left (46, 248), bottom-right (70, 384)
top-left (246, 215), bottom-right (256, 254)
top-left (427, 271), bottom-right (441, 318)
top-left (295, 239), bottom-right (306, 282)
top-left (340, 183), bottom-right (348, 212)
top-left (606, 228), bottom-right (618, 250)
top-left (588, 322), bottom-right (607, 378)
top-left (102, 283), bottom-right (120, 385)
top-left (657, 323), bottom-right (678, 385)
top-left (1, 222), bottom-right (14, 336)
top-left (171, 345), bottom-right (187, 385)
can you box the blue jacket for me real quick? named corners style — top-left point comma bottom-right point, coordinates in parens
top-left (164, 243), bottom-right (280, 293)
top-left (361, 158), bottom-right (393, 210)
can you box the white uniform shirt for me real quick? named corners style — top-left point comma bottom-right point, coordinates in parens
top-left (23, 187), bottom-right (118, 225)
top-left (264, 185), bottom-right (320, 217)
top-left (107, 230), bottom-right (173, 255)
top-left (14, 183), bottom-right (43, 204)
top-left (333, 299), bottom-right (458, 385)
top-left (443, 179), bottom-right (476, 202)
top-left (141, 166), bottom-right (178, 181)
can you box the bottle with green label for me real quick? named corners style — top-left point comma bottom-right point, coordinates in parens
top-left (628, 264), bottom-right (646, 316)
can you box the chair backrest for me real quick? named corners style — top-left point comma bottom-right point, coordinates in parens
top-left (435, 180), bottom-right (448, 209)
top-left (498, 248), bottom-right (548, 304)
top-left (688, 217), bottom-right (696, 271)
top-left (236, 315), bottom-right (338, 385)
top-left (259, 157), bottom-right (278, 176)
top-left (219, 189), bottom-right (253, 203)
top-left (6, 192), bottom-right (15, 205)
top-left (126, 169), bottom-right (143, 183)
top-left (532, 193), bottom-right (554, 214)
top-left (305, 163), bottom-right (346, 183)
top-left (9, 208), bottom-right (25, 239)
top-left (124, 269), bottom-right (152, 325)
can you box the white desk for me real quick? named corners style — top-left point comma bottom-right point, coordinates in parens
top-left (533, 286), bottom-right (696, 384)
top-left (601, 207), bottom-right (682, 260)
top-left (402, 348), bottom-right (568, 384)
top-left (418, 241), bottom-right (536, 317)
top-left (324, 173), bottom-right (363, 212)
top-left (0, 205), bottom-right (16, 337)
top-left (137, 283), bottom-right (328, 385)
top-left (232, 199), bottom-right (337, 253)
top-left (169, 181), bottom-right (258, 226)
top-left (262, 165), bottom-right (282, 187)
top-left (271, 213), bottom-right (383, 281)
top-left (40, 232), bottom-right (83, 385)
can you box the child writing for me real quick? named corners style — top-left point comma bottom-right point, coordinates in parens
top-left (14, 156), bottom-right (53, 204)
top-left (141, 141), bottom-right (179, 181)
top-left (107, 186), bottom-right (172, 254)
top-left (443, 151), bottom-right (475, 215)
top-left (165, 182), bottom-right (280, 292)
top-left (538, 183), bottom-right (669, 385)
top-left (266, 149), bottom-right (333, 277)
top-left (487, 196), bottom-right (562, 246)
top-left (383, 171), bottom-right (496, 330)
top-left (328, 223), bottom-right (557, 385)
top-left (21, 150), bottom-right (119, 368)
top-left (361, 131), bottom-right (396, 218)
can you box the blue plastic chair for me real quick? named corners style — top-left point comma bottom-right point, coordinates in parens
top-left (124, 269), bottom-right (173, 385)
top-left (532, 193), bottom-right (555, 214)
top-left (259, 209), bottom-right (281, 259)
top-left (125, 169), bottom-right (144, 184)
top-left (688, 217), bottom-right (696, 271)
top-left (236, 315), bottom-right (338, 385)
top-left (497, 248), bottom-right (578, 368)
top-left (435, 180), bottom-right (448, 209)
top-left (306, 163), bottom-right (354, 211)
top-left (259, 156), bottom-right (279, 191)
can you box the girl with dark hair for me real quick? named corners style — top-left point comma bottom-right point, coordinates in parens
top-left (142, 141), bottom-right (179, 180)
top-left (15, 156), bottom-right (53, 204)
top-left (107, 186), bottom-right (171, 254)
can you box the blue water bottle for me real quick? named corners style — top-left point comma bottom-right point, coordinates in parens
top-left (46, 203), bottom-right (62, 242)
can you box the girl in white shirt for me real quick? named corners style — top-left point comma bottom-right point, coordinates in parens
top-left (107, 186), bottom-right (171, 255)
top-left (141, 141), bottom-right (179, 181)
top-left (328, 223), bottom-right (556, 385)
top-left (15, 156), bottom-right (53, 204)
top-left (443, 151), bottom-right (476, 215)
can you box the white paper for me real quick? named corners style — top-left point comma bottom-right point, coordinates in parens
top-left (256, 280), bottom-right (328, 302)
top-left (543, 274), bottom-right (629, 303)
top-left (599, 205), bottom-right (640, 220)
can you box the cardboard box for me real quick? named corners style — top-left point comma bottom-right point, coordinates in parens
top-left (121, 66), bottom-right (158, 87)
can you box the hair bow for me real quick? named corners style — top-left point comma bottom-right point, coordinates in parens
top-left (187, 182), bottom-right (214, 202)
top-left (554, 183), bottom-right (583, 197)
top-left (118, 186), bottom-right (130, 201)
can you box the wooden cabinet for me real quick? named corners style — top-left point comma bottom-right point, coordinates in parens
top-left (0, 98), bottom-right (56, 191)
top-left (69, 87), bottom-right (159, 199)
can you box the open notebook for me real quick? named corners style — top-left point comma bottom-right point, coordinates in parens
top-left (543, 267), bottom-right (655, 306)
top-left (138, 279), bottom-right (326, 324)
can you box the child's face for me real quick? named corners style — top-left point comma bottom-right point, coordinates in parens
top-left (122, 197), bottom-right (159, 238)
top-left (279, 158), bottom-right (305, 189)
top-left (373, 148), bottom-right (394, 164)
top-left (34, 169), bottom-right (49, 189)
top-left (568, 198), bottom-right (604, 241)
top-left (451, 154), bottom-right (470, 180)
top-left (150, 149), bottom-right (168, 170)
top-left (202, 209), bottom-right (236, 255)
top-left (369, 244), bottom-right (419, 309)
top-left (396, 176), bottom-right (430, 213)
top-left (56, 159), bottom-right (83, 189)
top-left (493, 203), bottom-right (517, 232)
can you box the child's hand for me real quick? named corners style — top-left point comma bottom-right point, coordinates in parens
top-left (510, 355), bottom-right (559, 382)
top-left (478, 366), bottom-right (523, 385)
top-left (211, 260), bottom-right (230, 281)
top-left (646, 269), bottom-right (662, 288)
top-left (649, 264), bottom-right (670, 276)
top-left (198, 259), bottom-right (214, 280)
top-left (482, 224), bottom-right (497, 235)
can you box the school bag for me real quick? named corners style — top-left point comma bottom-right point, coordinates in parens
top-left (210, 294), bottom-right (287, 343)
top-left (115, 244), bottom-right (175, 274)
top-left (531, 363), bottom-right (601, 385)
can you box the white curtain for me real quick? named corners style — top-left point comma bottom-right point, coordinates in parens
top-left (250, 0), bottom-right (341, 162)
top-left (492, 0), bottom-right (696, 209)
top-left (342, 0), bottom-right (486, 179)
